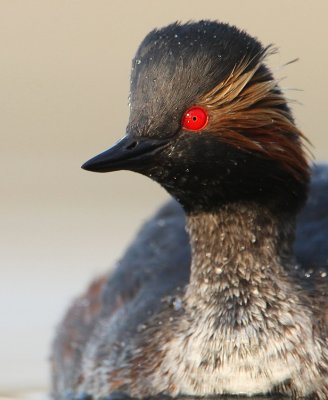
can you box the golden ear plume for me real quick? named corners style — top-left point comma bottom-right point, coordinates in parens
top-left (198, 46), bottom-right (311, 182)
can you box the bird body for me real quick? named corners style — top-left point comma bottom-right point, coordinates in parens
top-left (52, 21), bottom-right (328, 399)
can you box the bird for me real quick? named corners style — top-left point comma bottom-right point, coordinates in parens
top-left (51, 21), bottom-right (328, 400)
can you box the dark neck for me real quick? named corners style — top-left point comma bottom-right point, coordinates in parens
top-left (185, 202), bottom-right (297, 306)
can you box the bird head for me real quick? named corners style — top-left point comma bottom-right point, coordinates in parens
top-left (82, 21), bottom-right (310, 214)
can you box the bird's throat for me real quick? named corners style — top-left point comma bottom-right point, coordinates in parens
top-left (185, 202), bottom-right (297, 309)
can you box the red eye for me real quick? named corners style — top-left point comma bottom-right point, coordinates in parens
top-left (181, 106), bottom-right (208, 131)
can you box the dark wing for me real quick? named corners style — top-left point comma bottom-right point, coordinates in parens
top-left (295, 163), bottom-right (328, 270)
top-left (100, 198), bottom-right (190, 326)
top-left (52, 201), bottom-right (190, 396)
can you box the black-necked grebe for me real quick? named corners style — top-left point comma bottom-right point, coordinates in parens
top-left (52, 21), bottom-right (328, 399)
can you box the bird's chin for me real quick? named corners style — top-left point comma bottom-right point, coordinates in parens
top-left (141, 165), bottom-right (217, 212)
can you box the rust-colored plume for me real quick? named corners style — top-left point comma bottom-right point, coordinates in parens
top-left (198, 47), bottom-right (311, 182)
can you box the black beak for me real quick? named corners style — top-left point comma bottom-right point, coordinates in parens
top-left (81, 135), bottom-right (169, 173)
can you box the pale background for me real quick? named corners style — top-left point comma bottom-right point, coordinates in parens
top-left (1, 0), bottom-right (327, 397)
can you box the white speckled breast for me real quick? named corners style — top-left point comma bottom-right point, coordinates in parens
top-left (156, 301), bottom-right (324, 397)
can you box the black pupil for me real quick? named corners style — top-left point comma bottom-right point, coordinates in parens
top-left (192, 116), bottom-right (197, 121)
